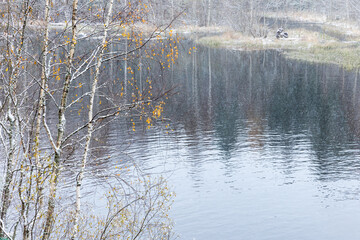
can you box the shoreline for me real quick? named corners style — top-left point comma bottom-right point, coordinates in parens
top-left (188, 17), bottom-right (360, 71)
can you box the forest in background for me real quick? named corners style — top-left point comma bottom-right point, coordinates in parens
top-left (149, 0), bottom-right (360, 34)
top-left (4, 0), bottom-right (359, 33)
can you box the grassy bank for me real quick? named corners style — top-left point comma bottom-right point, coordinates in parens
top-left (194, 15), bottom-right (360, 70)
top-left (285, 42), bottom-right (360, 70)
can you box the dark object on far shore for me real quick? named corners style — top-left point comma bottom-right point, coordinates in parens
top-left (276, 28), bottom-right (289, 39)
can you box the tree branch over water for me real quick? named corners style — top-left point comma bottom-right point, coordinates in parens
top-left (0, 0), bottom-right (180, 239)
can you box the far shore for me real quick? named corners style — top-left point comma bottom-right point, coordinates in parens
top-left (186, 14), bottom-right (360, 71)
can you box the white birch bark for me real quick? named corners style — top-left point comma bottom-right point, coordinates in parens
top-left (42, 0), bottom-right (78, 239)
top-left (70, 0), bottom-right (114, 238)
top-left (35, 0), bottom-right (50, 170)
top-left (32, 2), bottom-right (50, 222)
top-left (0, 0), bottom-right (30, 237)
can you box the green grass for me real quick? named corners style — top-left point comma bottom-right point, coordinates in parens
top-left (197, 37), bottom-right (223, 48)
top-left (286, 44), bottom-right (360, 70)
top-left (196, 26), bottom-right (360, 70)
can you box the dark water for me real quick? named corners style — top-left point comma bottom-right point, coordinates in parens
top-left (67, 43), bottom-right (360, 239)
top-left (119, 46), bottom-right (360, 240)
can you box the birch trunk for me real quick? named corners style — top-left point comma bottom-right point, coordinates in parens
top-left (207, 0), bottom-right (211, 27)
top-left (0, 0), bottom-right (30, 236)
top-left (0, 110), bottom-right (15, 230)
top-left (70, 0), bottom-right (114, 238)
top-left (26, 2), bottom-right (50, 237)
top-left (42, 0), bottom-right (78, 239)
top-left (124, 0), bottom-right (128, 99)
top-left (124, 38), bottom-right (128, 99)
top-left (1, 4), bottom-right (14, 230)
top-left (35, 0), bottom-right (50, 171)
top-left (33, 0), bottom-right (50, 214)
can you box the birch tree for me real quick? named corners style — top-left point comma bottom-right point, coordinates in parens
top-left (0, 0), bottom-right (35, 238)
top-left (70, 0), bottom-right (114, 238)
top-left (0, 0), bottom-right (180, 239)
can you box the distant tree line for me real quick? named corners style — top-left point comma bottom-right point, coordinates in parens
top-left (150, 0), bottom-right (360, 35)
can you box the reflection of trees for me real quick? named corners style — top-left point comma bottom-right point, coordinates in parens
top-left (214, 102), bottom-right (239, 154)
top-left (266, 59), bottom-right (360, 179)
top-left (156, 42), bottom-right (360, 179)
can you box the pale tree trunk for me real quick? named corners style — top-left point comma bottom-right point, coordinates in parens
top-left (70, 0), bottom-right (114, 238)
top-left (26, 1), bottom-right (50, 237)
top-left (34, 0), bottom-right (50, 211)
top-left (139, 52), bottom-right (143, 92)
top-left (0, 2), bottom-right (15, 230)
top-left (0, 110), bottom-right (15, 225)
top-left (207, 0), bottom-right (211, 27)
top-left (35, 0), bottom-right (50, 172)
top-left (124, 0), bottom-right (128, 100)
top-left (1, 0), bottom-right (30, 236)
top-left (124, 37), bottom-right (128, 99)
top-left (0, 219), bottom-right (12, 240)
top-left (42, 0), bottom-right (78, 239)
top-left (250, 0), bottom-right (253, 28)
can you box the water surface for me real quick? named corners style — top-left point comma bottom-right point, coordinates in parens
top-left (83, 44), bottom-right (360, 239)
